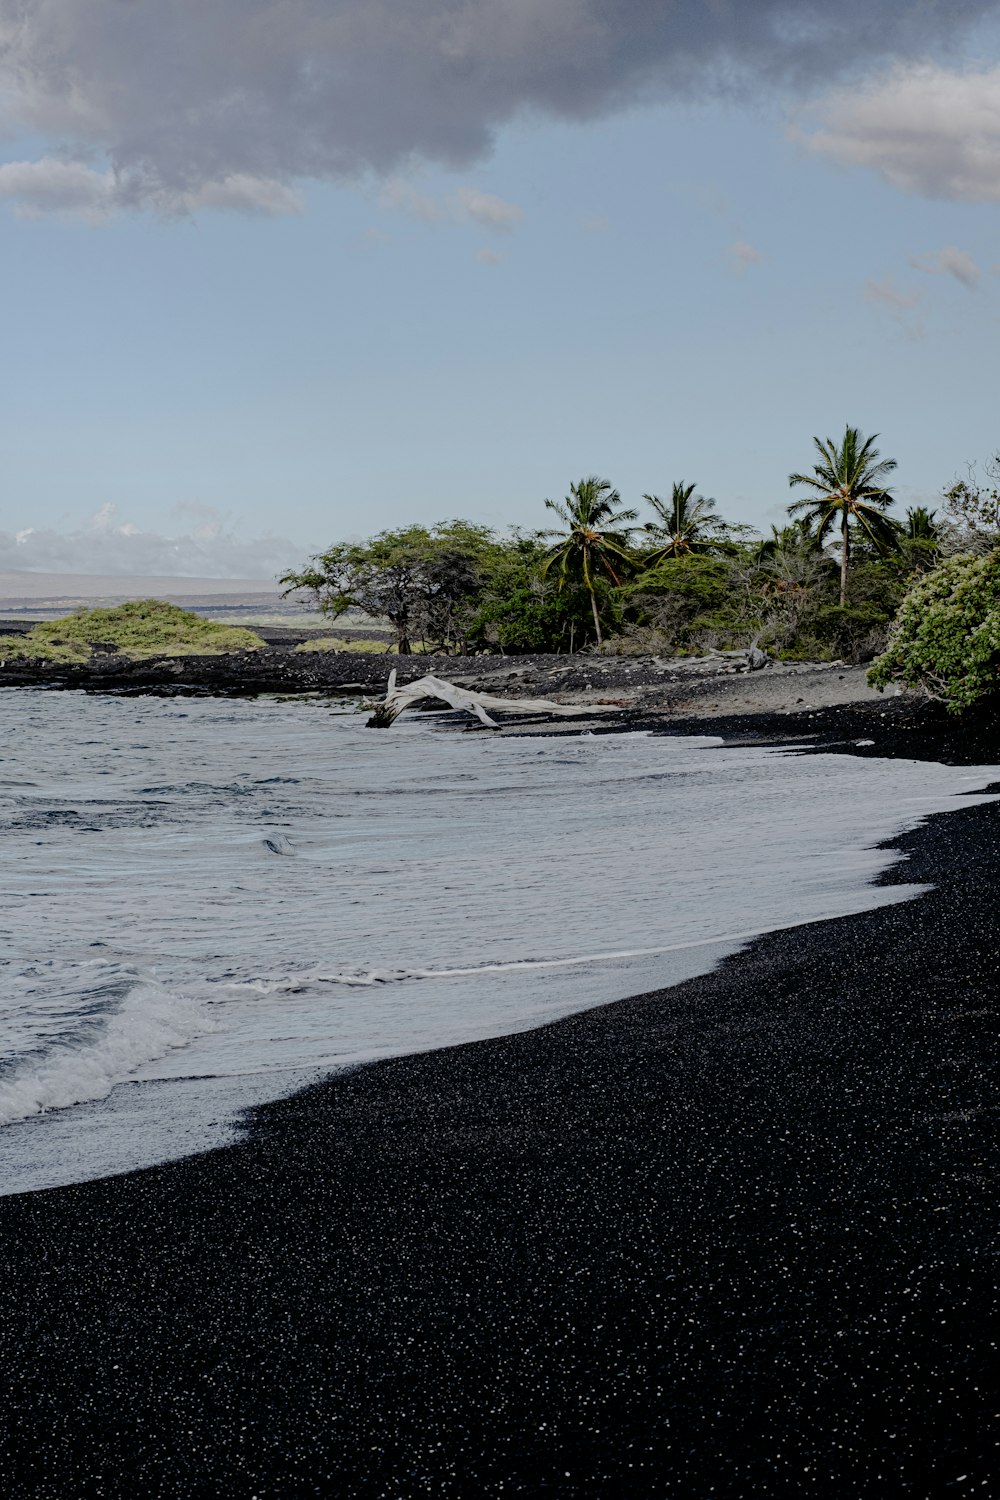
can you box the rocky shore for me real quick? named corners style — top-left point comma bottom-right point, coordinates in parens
top-left (0, 644), bottom-right (891, 721)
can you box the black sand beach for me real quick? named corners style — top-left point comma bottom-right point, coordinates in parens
top-left (1, 705), bottom-right (998, 1498)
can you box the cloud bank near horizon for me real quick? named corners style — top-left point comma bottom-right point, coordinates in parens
top-left (0, 504), bottom-right (306, 580)
top-left (0, 1), bottom-right (995, 218)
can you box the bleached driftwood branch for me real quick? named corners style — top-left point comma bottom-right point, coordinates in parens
top-left (367, 671), bottom-right (609, 729)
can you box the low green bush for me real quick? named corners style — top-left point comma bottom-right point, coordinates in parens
top-left (0, 636), bottom-right (91, 664)
top-left (0, 600), bottom-right (265, 661)
top-left (294, 636), bottom-right (393, 654)
top-left (868, 551), bottom-right (1000, 712)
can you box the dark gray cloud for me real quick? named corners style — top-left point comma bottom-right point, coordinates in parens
top-left (0, 1), bottom-right (995, 214)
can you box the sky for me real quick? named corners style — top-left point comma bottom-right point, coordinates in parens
top-left (3, 1), bottom-right (1000, 578)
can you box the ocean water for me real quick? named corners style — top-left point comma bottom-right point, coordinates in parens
top-left (1, 688), bottom-right (996, 1197)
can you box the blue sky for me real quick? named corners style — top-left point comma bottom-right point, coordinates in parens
top-left (3, 1), bottom-right (1000, 577)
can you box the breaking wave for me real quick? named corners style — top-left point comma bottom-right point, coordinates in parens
top-left (0, 969), bottom-right (212, 1127)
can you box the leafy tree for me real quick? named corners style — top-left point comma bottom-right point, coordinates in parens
top-left (542, 477), bottom-right (637, 646)
top-left (617, 554), bottom-right (732, 651)
top-left (868, 550), bottom-right (1000, 712)
top-left (281, 527), bottom-right (427, 653)
top-left (747, 521), bottom-right (835, 654)
top-left (942, 458), bottom-right (1000, 554)
top-left (411, 521), bottom-right (499, 653)
top-left (788, 426), bottom-right (899, 607)
top-left (468, 582), bottom-right (597, 654)
top-left (641, 482), bottom-right (729, 561)
top-left (280, 523), bottom-right (492, 654)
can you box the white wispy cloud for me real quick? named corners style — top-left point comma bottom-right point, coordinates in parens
top-left (795, 63), bottom-right (1000, 202)
top-left (909, 246), bottom-right (982, 289)
top-left (0, 1), bottom-right (994, 218)
top-left (382, 179), bottom-right (523, 231)
top-left (727, 239), bottom-right (764, 273)
top-left (864, 274), bottom-right (924, 337)
top-left (454, 186), bottom-right (523, 232)
top-left (865, 276), bottom-right (921, 311)
top-left (0, 504), bottom-right (305, 579)
top-left (380, 179), bottom-right (444, 223)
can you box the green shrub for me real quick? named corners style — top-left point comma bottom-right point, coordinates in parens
top-left (0, 600), bottom-right (265, 661)
top-left (868, 551), bottom-right (1000, 712)
top-left (0, 636), bottom-right (91, 664)
top-left (294, 636), bottom-right (393, 654)
top-left (813, 602), bottom-right (892, 662)
top-left (466, 584), bottom-right (602, 653)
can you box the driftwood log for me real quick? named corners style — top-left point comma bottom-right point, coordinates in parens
top-left (366, 672), bottom-right (613, 729)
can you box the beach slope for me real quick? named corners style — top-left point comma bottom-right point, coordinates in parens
top-left (0, 712), bottom-right (997, 1498)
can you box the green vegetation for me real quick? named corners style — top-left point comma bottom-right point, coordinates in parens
top-left (788, 427), bottom-right (898, 606)
top-left (294, 636), bottom-right (394, 654)
top-left (541, 477), bottom-right (637, 647)
top-left (0, 635), bottom-right (90, 665)
top-left (868, 551), bottom-right (1000, 712)
top-left (641, 482), bottom-right (739, 561)
top-left (0, 600), bottom-right (265, 662)
top-left (279, 424), bottom-right (1000, 711)
top-left (280, 521), bottom-right (507, 656)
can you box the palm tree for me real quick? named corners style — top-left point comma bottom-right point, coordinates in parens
top-left (753, 517), bottom-right (826, 580)
top-left (542, 477), bottom-right (637, 646)
top-left (904, 505), bottom-right (939, 541)
top-left (641, 482), bottom-right (724, 562)
top-left (788, 426), bottom-right (899, 606)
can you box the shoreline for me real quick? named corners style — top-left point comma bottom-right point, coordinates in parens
top-left (0, 643), bottom-right (968, 748)
top-left (0, 644), bottom-right (886, 712)
top-left (0, 707), bottom-right (998, 1495)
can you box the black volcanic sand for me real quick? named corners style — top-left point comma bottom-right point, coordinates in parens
top-left (1, 712), bottom-right (999, 1498)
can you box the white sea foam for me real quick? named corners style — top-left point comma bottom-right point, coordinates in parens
top-left (0, 976), bottom-right (213, 1126)
top-left (221, 906), bottom-right (948, 994)
top-left (0, 688), bottom-right (996, 1195)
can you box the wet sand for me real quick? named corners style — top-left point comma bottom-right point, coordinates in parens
top-left (0, 704), bottom-right (997, 1497)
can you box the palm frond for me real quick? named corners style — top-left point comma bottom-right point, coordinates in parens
top-left (788, 471), bottom-right (833, 493)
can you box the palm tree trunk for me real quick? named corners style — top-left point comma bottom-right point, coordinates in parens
top-left (589, 587), bottom-right (602, 646)
top-left (840, 510), bottom-right (850, 608)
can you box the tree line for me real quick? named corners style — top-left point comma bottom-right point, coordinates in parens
top-left (281, 425), bottom-right (999, 665)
